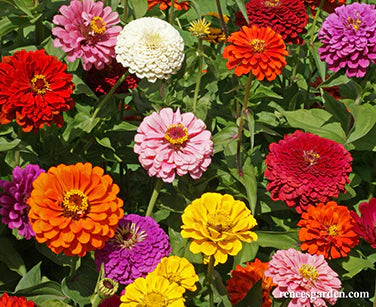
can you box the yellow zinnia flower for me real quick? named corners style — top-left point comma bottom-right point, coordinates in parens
top-left (181, 193), bottom-right (258, 265)
top-left (153, 256), bottom-right (199, 292)
top-left (188, 18), bottom-right (211, 38)
top-left (120, 274), bottom-right (185, 306)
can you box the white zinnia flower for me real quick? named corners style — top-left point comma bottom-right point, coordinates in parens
top-left (115, 17), bottom-right (185, 83)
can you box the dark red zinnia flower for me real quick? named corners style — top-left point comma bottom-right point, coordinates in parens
top-left (0, 49), bottom-right (75, 132)
top-left (311, 76), bottom-right (341, 100)
top-left (0, 292), bottom-right (35, 306)
top-left (235, 0), bottom-right (308, 44)
top-left (265, 131), bottom-right (352, 213)
top-left (304, 0), bottom-right (346, 14)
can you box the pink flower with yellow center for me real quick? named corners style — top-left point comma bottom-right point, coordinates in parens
top-left (134, 108), bottom-right (213, 183)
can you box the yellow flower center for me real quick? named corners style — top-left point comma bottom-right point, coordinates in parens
top-left (144, 32), bottom-right (163, 50)
top-left (250, 39), bottom-right (265, 53)
top-left (31, 74), bottom-right (50, 95)
top-left (90, 16), bottom-right (106, 34)
top-left (303, 150), bottom-right (320, 166)
top-left (143, 292), bottom-right (168, 307)
top-left (299, 264), bottom-right (319, 282)
top-left (347, 16), bottom-right (362, 31)
top-left (207, 213), bottom-right (232, 233)
top-left (164, 124), bottom-right (189, 145)
top-left (112, 222), bottom-right (147, 249)
top-left (62, 189), bottom-right (89, 217)
top-left (264, 0), bottom-right (280, 7)
top-left (328, 225), bottom-right (338, 236)
top-left (188, 18), bottom-right (211, 38)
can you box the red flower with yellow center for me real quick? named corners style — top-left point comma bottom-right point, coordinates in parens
top-left (298, 201), bottom-right (360, 259)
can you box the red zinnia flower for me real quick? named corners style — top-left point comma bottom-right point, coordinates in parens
top-left (235, 0), bottom-right (308, 44)
top-left (148, 0), bottom-right (189, 11)
top-left (265, 131), bottom-right (352, 213)
top-left (0, 292), bottom-right (35, 306)
top-left (298, 201), bottom-right (359, 259)
top-left (223, 26), bottom-right (287, 81)
top-left (0, 49), bottom-right (75, 132)
top-left (304, 0), bottom-right (346, 14)
top-left (350, 198), bottom-right (376, 248)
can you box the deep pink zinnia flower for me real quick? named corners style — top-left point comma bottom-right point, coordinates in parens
top-left (265, 248), bottom-right (341, 307)
top-left (52, 0), bottom-right (121, 71)
top-left (134, 108), bottom-right (213, 183)
top-left (350, 198), bottom-right (376, 248)
top-left (318, 3), bottom-right (376, 78)
top-left (264, 131), bottom-right (352, 213)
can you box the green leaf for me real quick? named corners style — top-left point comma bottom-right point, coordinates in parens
top-left (322, 92), bottom-right (350, 131)
top-left (13, 0), bottom-right (35, 18)
top-left (256, 231), bottom-right (298, 250)
top-left (234, 0), bottom-right (248, 24)
top-left (235, 279), bottom-right (263, 307)
top-left (129, 0), bottom-right (148, 18)
top-left (0, 237), bottom-right (26, 276)
top-left (14, 281), bottom-right (66, 305)
top-left (343, 255), bottom-right (376, 278)
top-left (39, 300), bottom-right (72, 307)
top-left (233, 242), bottom-right (259, 268)
top-left (15, 262), bottom-right (41, 292)
top-left (0, 17), bottom-right (18, 38)
top-left (111, 121), bottom-right (138, 132)
top-left (319, 70), bottom-right (351, 88)
top-left (71, 75), bottom-right (98, 100)
top-left (95, 137), bottom-right (115, 151)
top-left (35, 243), bottom-right (73, 267)
top-left (212, 271), bottom-right (232, 307)
top-left (0, 138), bottom-right (21, 152)
top-left (311, 42), bottom-right (326, 81)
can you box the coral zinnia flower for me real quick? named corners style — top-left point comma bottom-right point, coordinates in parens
top-left (28, 162), bottom-right (124, 257)
top-left (223, 26), bottom-right (287, 81)
top-left (120, 274), bottom-right (185, 306)
top-left (226, 258), bottom-right (274, 306)
top-left (148, 0), bottom-right (189, 11)
top-left (0, 164), bottom-right (44, 240)
top-left (318, 3), bottom-right (376, 78)
top-left (134, 108), bottom-right (213, 183)
top-left (265, 248), bottom-right (341, 307)
top-left (235, 0), bottom-right (308, 44)
top-left (0, 293), bottom-right (35, 306)
top-left (153, 256), bottom-right (199, 292)
top-left (52, 0), bottom-right (121, 71)
top-left (0, 49), bottom-right (75, 132)
top-left (181, 193), bottom-right (258, 266)
top-left (265, 131), bottom-right (352, 213)
top-left (350, 198), bottom-right (376, 248)
top-left (304, 0), bottom-right (346, 14)
top-left (298, 201), bottom-right (359, 259)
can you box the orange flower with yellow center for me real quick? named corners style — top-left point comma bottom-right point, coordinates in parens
top-left (28, 162), bottom-right (124, 257)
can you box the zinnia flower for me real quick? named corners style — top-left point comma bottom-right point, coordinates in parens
top-left (52, 0), bottom-right (121, 71)
top-left (28, 162), bottom-right (124, 257)
top-left (310, 76), bottom-right (341, 100)
top-left (350, 198), bottom-right (376, 248)
top-left (226, 258), bottom-right (274, 306)
top-left (120, 274), bottom-right (185, 306)
top-left (264, 130), bottom-right (352, 213)
top-left (0, 293), bottom-right (35, 306)
top-left (0, 164), bottom-right (44, 240)
top-left (0, 49), bottom-right (75, 132)
top-left (223, 25), bottom-right (288, 81)
top-left (265, 248), bottom-right (342, 307)
top-left (235, 0), bottom-right (308, 44)
top-left (188, 18), bottom-right (211, 38)
top-left (181, 192), bottom-right (258, 265)
top-left (148, 0), bottom-right (189, 11)
top-left (298, 201), bottom-right (359, 259)
top-left (134, 108), bottom-right (213, 183)
top-left (94, 214), bottom-right (171, 285)
top-left (318, 3), bottom-right (376, 78)
top-left (115, 17), bottom-right (185, 83)
top-left (99, 294), bottom-right (121, 307)
top-left (153, 256), bottom-right (199, 292)
top-left (202, 12), bottom-right (229, 44)
top-left (304, 0), bottom-right (346, 14)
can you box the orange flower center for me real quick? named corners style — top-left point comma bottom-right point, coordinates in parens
top-left (250, 39), bottom-right (265, 53)
top-left (299, 264), bottom-right (319, 282)
top-left (207, 212), bottom-right (232, 233)
top-left (328, 225), bottom-right (338, 236)
top-left (347, 16), bottom-right (361, 31)
top-left (143, 292), bottom-right (168, 306)
top-left (264, 0), bottom-right (280, 7)
top-left (164, 124), bottom-right (189, 145)
top-left (303, 150), bottom-right (320, 166)
top-left (112, 222), bottom-right (147, 249)
top-left (62, 189), bottom-right (89, 217)
top-left (31, 74), bottom-right (50, 95)
top-left (90, 16), bottom-right (106, 34)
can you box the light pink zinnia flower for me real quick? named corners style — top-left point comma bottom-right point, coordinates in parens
top-left (265, 248), bottom-right (341, 307)
top-left (52, 0), bottom-right (121, 71)
top-left (134, 108), bottom-right (213, 183)
top-left (350, 198), bottom-right (376, 248)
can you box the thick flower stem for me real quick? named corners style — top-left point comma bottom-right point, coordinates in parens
top-left (309, 0), bottom-right (325, 47)
top-left (91, 294), bottom-right (102, 307)
top-left (236, 72), bottom-right (253, 174)
top-left (215, 0), bottom-right (228, 41)
top-left (192, 39), bottom-right (203, 114)
top-left (123, 0), bottom-right (128, 21)
top-left (68, 256), bottom-right (79, 281)
top-left (205, 255), bottom-right (215, 307)
top-left (169, 0), bottom-right (175, 25)
top-left (145, 178), bottom-right (163, 217)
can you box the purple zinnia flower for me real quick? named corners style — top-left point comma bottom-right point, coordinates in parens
top-left (94, 214), bottom-right (171, 285)
top-left (318, 3), bottom-right (376, 78)
top-left (0, 164), bottom-right (45, 239)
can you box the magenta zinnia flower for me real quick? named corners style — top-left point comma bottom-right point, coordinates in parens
top-left (265, 248), bottom-right (341, 307)
top-left (0, 164), bottom-right (45, 239)
top-left (94, 214), bottom-right (171, 285)
top-left (134, 108), bottom-right (213, 183)
top-left (318, 3), bottom-right (376, 78)
top-left (52, 0), bottom-right (121, 71)
top-left (350, 198), bottom-right (376, 248)
top-left (265, 131), bottom-right (352, 213)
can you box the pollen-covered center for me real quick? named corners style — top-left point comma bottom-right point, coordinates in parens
top-left (164, 123), bottom-right (189, 145)
top-left (143, 292), bottom-right (168, 307)
top-left (62, 189), bottom-right (89, 217)
top-left (347, 15), bottom-right (362, 31)
top-left (90, 16), bottom-right (106, 34)
top-left (299, 264), bottom-right (319, 282)
top-left (303, 150), bottom-right (320, 166)
top-left (328, 225), bottom-right (338, 236)
top-left (264, 0), bottom-right (280, 7)
top-left (207, 212), bottom-right (232, 233)
top-left (31, 74), bottom-right (50, 95)
top-left (112, 222), bottom-right (147, 249)
top-left (251, 39), bottom-right (265, 53)
top-left (144, 32), bottom-right (163, 50)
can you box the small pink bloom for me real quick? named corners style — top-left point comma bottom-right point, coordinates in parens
top-left (52, 0), bottom-right (121, 71)
top-left (350, 198), bottom-right (376, 248)
top-left (134, 108), bottom-right (213, 183)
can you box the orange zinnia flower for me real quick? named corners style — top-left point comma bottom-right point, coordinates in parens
top-left (226, 258), bottom-right (274, 306)
top-left (148, 0), bottom-right (189, 11)
top-left (28, 162), bottom-right (124, 257)
top-left (298, 201), bottom-right (359, 259)
top-left (222, 25), bottom-right (287, 81)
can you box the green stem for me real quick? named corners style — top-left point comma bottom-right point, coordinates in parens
top-left (215, 0), bottom-right (228, 40)
top-left (123, 0), bottom-right (128, 21)
top-left (15, 126), bottom-right (22, 166)
top-left (68, 256), bottom-right (79, 281)
top-left (192, 39), bottom-right (203, 114)
top-left (205, 255), bottom-right (215, 307)
top-left (145, 178), bottom-right (163, 217)
top-left (169, 0), bottom-right (175, 25)
top-left (291, 45), bottom-right (301, 84)
top-left (236, 72), bottom-right (253, 174)
top-left (91, 294), bottom-right (103, 307)
top-left (309, 0), bottom-right (325, 47)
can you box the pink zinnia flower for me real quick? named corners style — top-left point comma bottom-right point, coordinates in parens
top-left (134, 108), bottom-right (213, 183)
top-left (350, 198), bottom-right (376, 248)
top-left (52, 0), bottom-right (121, 71)
top-left (265, 248), bottom-right (341, 307)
